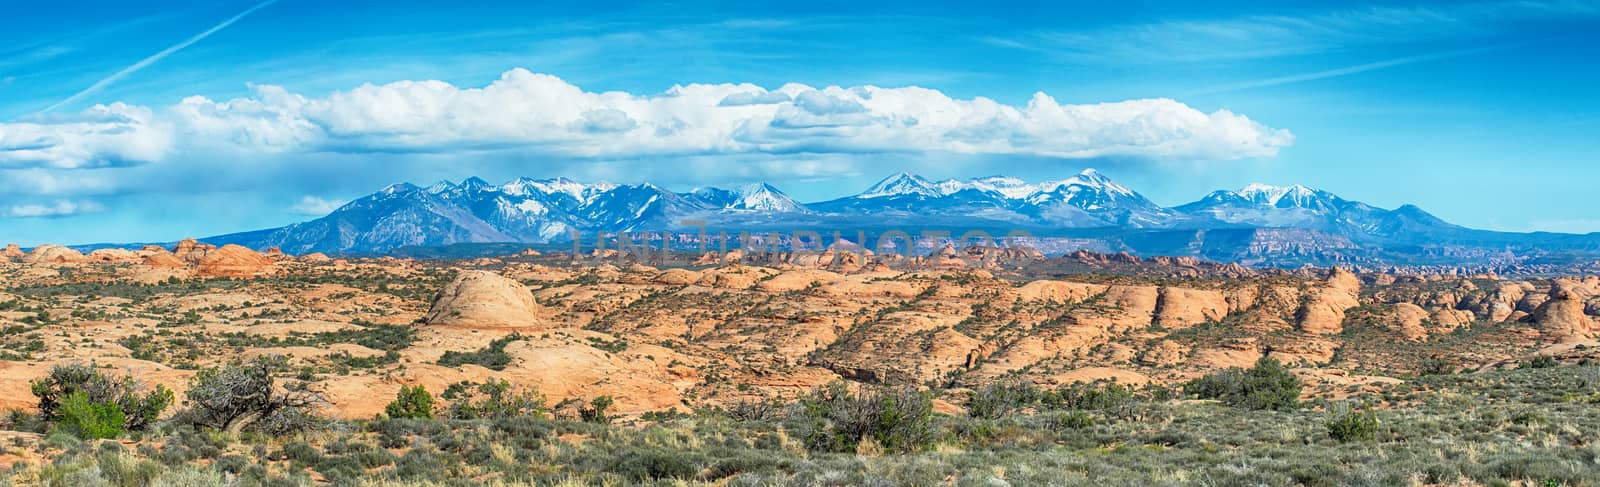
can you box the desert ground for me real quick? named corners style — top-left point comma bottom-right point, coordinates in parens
top-left (1, 240), bottom-right (1598, 485)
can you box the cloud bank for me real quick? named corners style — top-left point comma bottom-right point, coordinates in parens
top-left (1, 68), bottom-right (1292, 173)
top-left (5, 199), bottom-right (106, 218)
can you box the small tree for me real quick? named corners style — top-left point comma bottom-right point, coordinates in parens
top-left (177, 356), bottom-right (323, 434)
top-left (1326, 405), bottom-right (1379, 443)
top-left (58, 392), bottom-right (126, 440)
top-left (579, 396), bottom-right (613, 424)
top-left (441, 379), bottom-right (545, 420)
top-left (30, 363), bottom-right (172, 432)
top-left (1184, 357), bottom-right (1302, 411)
top-left (384, 385), bottom-right (435, 420)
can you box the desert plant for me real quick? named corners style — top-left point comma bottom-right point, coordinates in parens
top-left (384, 385), bottom-right (435, 420)
top-left (436, 333), bottom-right (523, 371)
top-left (967, 379), bottom-right (1042, 419)
top-left (1326, 405), bottom-right (1379, 443)
top-left (1184, 357), bottom-right (1302, 411)
top-left (175, 356), bottom-right (322, 434)
top-left (58, 392), bottom-right (125, 440)
top-left (30, 363), bottom-right (173, 432)
top-left (787, 382), bottom-right (936, 454)
top-left (441, 379), bottom-right (546, 420)
top-left (1523, 355), bottom-right (1559, 369)
top-left (579, 396), bottom-right (614, 424)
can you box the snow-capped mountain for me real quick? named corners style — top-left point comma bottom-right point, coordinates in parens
top-left (203, 168), bottom-right (1585, 267)
top-left (812, 169), bottom-right (1169, 227)
top-left (683, 183), bottom-right (810, 213)
top-left (1172, 183), bottom-right (1463, 242)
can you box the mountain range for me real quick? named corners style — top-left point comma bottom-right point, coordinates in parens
top-left (204, 169), bottom-right (1600, 268)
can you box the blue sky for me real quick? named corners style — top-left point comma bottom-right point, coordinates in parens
top-left (1, 0), bottom-right (1597, 245)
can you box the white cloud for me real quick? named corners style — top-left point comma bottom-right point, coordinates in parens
top-left (0, 68), bottom-right (1292, 174)
top-left (0, 103), bottom-right (174, 168)
top-left (289, 195), bottom-right (346, 216)
top-left (5, 199), bottom-right (106, 218)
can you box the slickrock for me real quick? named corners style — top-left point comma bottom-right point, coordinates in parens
top-left (1015, 280), bottom-right (1107, 303)
top-left (756, 269), bottom-right (841, 293)
top-left (652, 268), bottom-right (703, 285)
top-left (423, 270), bottom-right (548, 329)
top-left (1153, 287), bottom-right (1229, 329)
top-left (1, 243), bottom-right (22, 260)
top-left (143, 251), bottom-right (187, 269)
top-left (298, 252), bottom-right (333, 264)
top-left (86, 248), bottom-right (140, 263)
top-left (21, 245), bottom-right (84, 264)
top-left (1431, 308), bottom-right (1475, 332)
top-left (1389, 303), bottom-right (1431, 341)
top-left (1138, 340), bottom-right (1189, 366)
top-left (196, 244), bottom-right (275, 277)
top-left (173, 238), bottom-right (216, 264)
top-left (694, 265), bottom-right (775, 289)
top-left (1532, 278), bottom-right (1600, 342)
top-left (1192, 339), bottom-right (1263, 369)
top-left (1296, 267), bottom-right (1361, 334)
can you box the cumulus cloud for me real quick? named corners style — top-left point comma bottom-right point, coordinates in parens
top-left (4, 199), bottom-right (107, 218)
top-left (288, 195), bottom-right (347, 216)
top-left (0, 103), bottom-right (174, 168)
top-left (0, 68), bottom-right (1292, 173)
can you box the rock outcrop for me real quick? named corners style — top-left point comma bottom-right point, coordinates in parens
top-left (21, 245), bottom-right (84, 264)
top-left (1531, 278), bottom-right (1600, 343)
top-left (2, 244), bottom-right (22, 261)
top-left (1154, 287), bottom-right (1229, 329)
top-left (1296, 268), bottom-right (1361, 334)
top-left (86, 248), bottom-right (140, 263)
top-left (143, 252), bottom-right (187, 269)
top-left (196, 245), bottom-right (275, 278)
top-left (423, 271), bottom-right (547, 329)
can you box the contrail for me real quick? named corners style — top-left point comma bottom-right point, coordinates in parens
top-left (41, 0), bottom-right (280, 113)
top-left (1188, 45), bottom-right (1505, 96)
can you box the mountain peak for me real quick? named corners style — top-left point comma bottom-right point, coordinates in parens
top-left (860, 172), bottom-right (939, 199)
top-left (1237, 183), bottom-right (1324, 207)
top-left (730, 182), bottom-right (806, 212)
top-left (381, 182), bottom-right (420, 195)
top-left (425, 180), bottom-right (457, 194)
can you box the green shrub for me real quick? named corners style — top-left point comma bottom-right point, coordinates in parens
top-left (441, 379), bottom-right (546, 420)
top-left (59, 392), bottom-right (126, 440)
top-left (579, 396), bottom-right (614, 424)
top-left (1325, 406), bottom-right (1379, 443)
top-left (384, 385), bottom-right (434, 420)
top-left (966, 380), bottom-right (1042, 419)
top-left (787, 382), bottom-right (936, 454)
top-left (1049, 410), bottom-right (1096, 431)
top-left (1047, 380), bottom-right (1137, 411)
top-left (1522, 356), bottom-right (1558, 369)
top-left (1184, 357), bottom-right (1302, 410)
top-left (436, 333), bottom-right (523, 370)
top-left (30, 363), bottom-right (173, 432)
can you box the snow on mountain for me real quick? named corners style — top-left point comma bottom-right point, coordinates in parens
top-left (858, 172), bottom-right (944, 199)
top-left (726, 183), bottom-right (808, 212)
top-left (206, 169), bottom-right (1475, 255)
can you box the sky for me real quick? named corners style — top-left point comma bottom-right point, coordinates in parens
top-left (1, 0), bottom-right (1598, 245)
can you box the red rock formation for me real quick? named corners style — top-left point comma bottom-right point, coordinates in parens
top-left (195, 245), bottom-right (275, 277)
